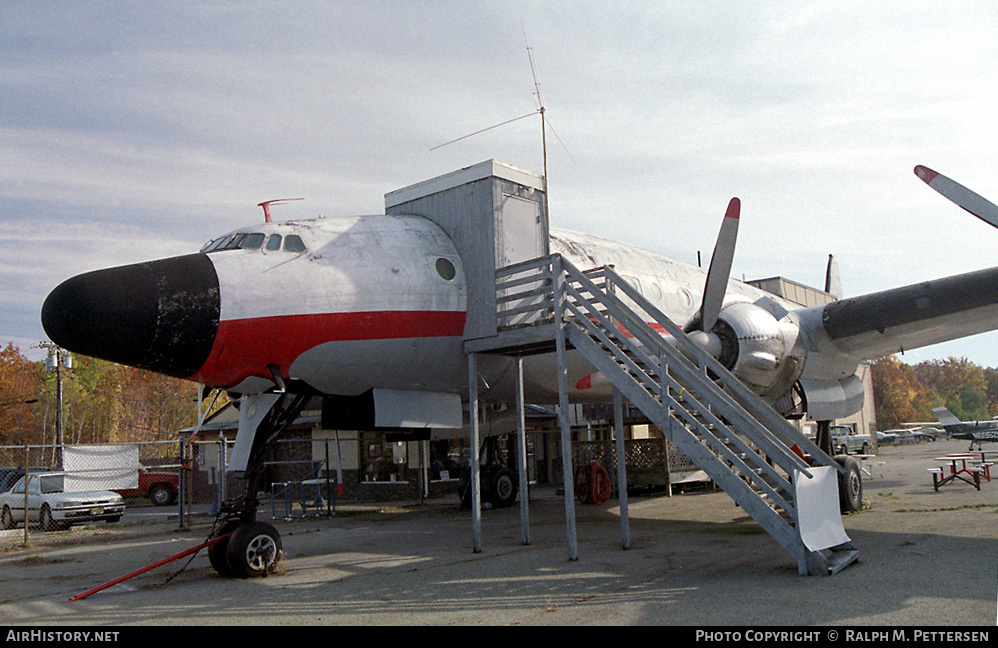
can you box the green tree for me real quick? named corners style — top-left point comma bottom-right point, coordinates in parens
top-left (913, 357), bottom-right (989, 421)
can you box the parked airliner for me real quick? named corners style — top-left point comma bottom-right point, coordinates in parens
top-left (40, 162), bottom-right (998, 577)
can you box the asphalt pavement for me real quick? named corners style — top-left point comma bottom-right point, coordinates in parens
top-left (0, 438), bottom-right (995, 627)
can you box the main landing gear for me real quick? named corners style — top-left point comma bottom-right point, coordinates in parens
top-left (458, 434), bottom-right (519, 510)
top-left (816, 420), bottom-right (864, 513)
top-left (207, 391), bottom-right (309, 578)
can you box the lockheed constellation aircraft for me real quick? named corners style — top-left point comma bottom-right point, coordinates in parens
top-left (40, 162), bottom-right (998, 577)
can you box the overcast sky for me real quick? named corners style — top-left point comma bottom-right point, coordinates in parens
top-left (3, 1), bottom-right (998, 367)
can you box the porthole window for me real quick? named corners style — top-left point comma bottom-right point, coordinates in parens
top-left (435, 258), bottom-right (456, 281)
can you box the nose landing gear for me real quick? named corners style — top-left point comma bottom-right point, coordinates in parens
top-left (207, 499), bottom-right (286, 579)
top-left (207, 391), bottom-right (309, 578)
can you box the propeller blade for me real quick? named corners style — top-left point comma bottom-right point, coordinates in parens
top-left (699, 197), bottom-right (740, 332)
top-left (915, 165), bottom-right (998, 229)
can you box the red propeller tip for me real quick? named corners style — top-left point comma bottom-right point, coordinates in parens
top-left (914, 165), bottom-right (938, 184)
top-left (725, 197), bottom-right (740, 219)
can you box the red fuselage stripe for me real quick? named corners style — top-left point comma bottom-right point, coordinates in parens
top-left (190, 310), bottom-right (467, 386)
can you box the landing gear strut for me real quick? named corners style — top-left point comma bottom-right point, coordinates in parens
top-left (459, 434), bottom-right (519, 510)
top-left (816, 420), bottom-right (863, 513)
top-left (208, 391), bottom-right (310, 578)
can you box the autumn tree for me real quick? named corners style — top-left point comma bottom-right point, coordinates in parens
top-left (870, 355), bottom-right (931, 430)
top-left (0, 343), bottom-right (43, 445)
top-left (985, 370), bottom-right (998, 418)
top-left (37, 353), bottom-right (217, 447)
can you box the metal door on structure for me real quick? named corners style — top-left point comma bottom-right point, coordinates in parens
top-left (497, 193), bottom-right (547, 327)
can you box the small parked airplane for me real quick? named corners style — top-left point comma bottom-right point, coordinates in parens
top-left (932, 407), bottom-right (998, 450)
top-left (39, 160), bottom-right (998, 577)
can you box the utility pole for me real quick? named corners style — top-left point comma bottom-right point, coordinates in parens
top-left (39, 342), bottom-right (72, 462)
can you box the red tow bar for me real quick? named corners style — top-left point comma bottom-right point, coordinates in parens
top-left (66, 533), bottom-right (231, 602)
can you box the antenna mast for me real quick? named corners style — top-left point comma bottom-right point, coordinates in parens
top-left (430, 25), bottom-right (557, 232)
top-left (524, 25), bottom-right (550, 235)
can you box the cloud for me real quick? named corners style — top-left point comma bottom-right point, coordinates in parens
top-left (2, 2), bottom-right (998, 366)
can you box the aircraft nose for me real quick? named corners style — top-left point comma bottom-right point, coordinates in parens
top-left (41, 254), bottom-right (220, 378)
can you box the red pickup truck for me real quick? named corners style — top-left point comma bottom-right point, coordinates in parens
top-left (113, 467), bottom-right (178, 506)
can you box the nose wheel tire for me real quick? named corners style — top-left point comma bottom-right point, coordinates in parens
top-left (208, 521), bottom-right (242, 577)
top-left (225, 521), bottom-right (284, 578)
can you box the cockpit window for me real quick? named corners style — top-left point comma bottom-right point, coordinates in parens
top-left (239, 233), bottom-right (265, 250)
top-left (283, 235), bottom-right (306, 253)
top-left (202, 231), bottom-right (306, 254)
top-left (201, 236), bottom-right (229, 252)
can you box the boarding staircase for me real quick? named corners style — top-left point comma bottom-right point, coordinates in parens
top-left (487, 254), bottom-right (859, 576)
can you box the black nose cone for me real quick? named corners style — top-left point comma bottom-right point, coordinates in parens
top-left (41, 254), bottom-right (220, 379)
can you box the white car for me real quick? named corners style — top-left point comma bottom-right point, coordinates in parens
top-left (0, 472), bottom-right (125, 531)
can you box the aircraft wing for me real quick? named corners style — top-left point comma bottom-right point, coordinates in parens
top-left (810, 265), bottom-right (998, 360)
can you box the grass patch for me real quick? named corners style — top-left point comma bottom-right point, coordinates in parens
top-left (17, 555), bottom-right (75, 567)
top-left (895, 502), bottom-right (998, 513)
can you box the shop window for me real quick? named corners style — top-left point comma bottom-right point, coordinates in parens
top-left (429, 439), bottom-right (468, 481)
top-left (360, 433), bottom-right (408, 483)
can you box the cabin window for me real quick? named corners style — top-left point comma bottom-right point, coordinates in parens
top-left (283, 234), bottom-right (307, 253)
top-left (435, 258), bottom-right (456, 281)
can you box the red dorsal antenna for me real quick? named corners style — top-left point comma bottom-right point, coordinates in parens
top-left (257, 198), bottom-right (304, 223)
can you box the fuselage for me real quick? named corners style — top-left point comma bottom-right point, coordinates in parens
top-left (41, 212), bottom-right (806, 404)
top-left (197, 215), bottom-right (469, 396)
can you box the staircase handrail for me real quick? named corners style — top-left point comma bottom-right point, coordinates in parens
top-left (595, 261), bottom-right (836, 470)
top-left (556, 258), bottom-right (814, 480)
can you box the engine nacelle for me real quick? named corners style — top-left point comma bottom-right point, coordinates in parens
top-left (685, 296), bottom-right (805, 400)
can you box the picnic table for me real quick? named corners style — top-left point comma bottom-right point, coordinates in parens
top-left (928, 454), bottom-right (991, 491)
top-left (945, 452), bottom-right (993, 481)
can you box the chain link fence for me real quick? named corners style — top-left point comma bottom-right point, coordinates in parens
top-left (2, 426), bottom-right (702, 543)
top-left (1, 434), bottom-right (470, 542)
top-left (0, 440), bottom-right (180, 543)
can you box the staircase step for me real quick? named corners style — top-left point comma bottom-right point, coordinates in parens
top-left (535, 256), bottom-right (856, 575)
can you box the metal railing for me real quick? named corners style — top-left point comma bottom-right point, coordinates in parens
top-left (490, 253), bottom-right (855, 574)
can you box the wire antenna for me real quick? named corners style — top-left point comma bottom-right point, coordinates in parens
top-left (430, 26), bottom-right (569, 232)
top-left (524, 23), bottom-right (545, 113)
top-left (522, 25), bottom-right (552, 235)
